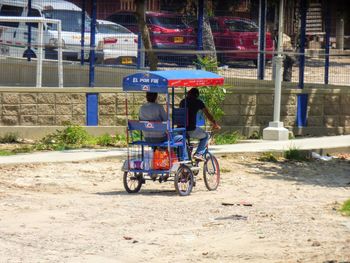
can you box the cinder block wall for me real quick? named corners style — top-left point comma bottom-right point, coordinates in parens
top-left (0, 82), bottom-right (349, 139)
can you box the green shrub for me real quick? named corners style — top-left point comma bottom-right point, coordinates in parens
top-left (12, 146), bottom-right (33, 154)
top-left (35, 124), bottom-right (91, 150)
top-left (194, 55), bottom-right (226, 122)
top-left (213, 132), bottom-right (242, 145)
top-left (58, 124), bottom-right (90, 145)
top-left (284, 147), bottom-right (308, 162)
top-left (0, 133), bottom-right (19, 143)
top-left (0, 150), bottom-right (14, 156)
top-left (96, 133), bottom-right (113, 146)
top-left (114, 134), bottom-right (127, 147)
top-left (258, 152), bottom-right (279, 162)
top-left (340, 199), bottom-right (350, 216)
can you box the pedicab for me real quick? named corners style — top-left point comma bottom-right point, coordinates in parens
top-left (121, 70), bottom-right (224, 196)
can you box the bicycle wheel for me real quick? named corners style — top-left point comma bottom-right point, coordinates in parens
top-left (203, 153), bottom-right (220, 191)
top-left (123, 171), bottom-right (143, 193)
top-left (174, 165), bottom-right (194, 196)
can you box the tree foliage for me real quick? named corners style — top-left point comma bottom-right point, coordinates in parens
top-left (194, 55), bottom-right (226, 121)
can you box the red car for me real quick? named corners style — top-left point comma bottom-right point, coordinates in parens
top-left (106, 11), bottom-right (196, 64)
top-left (209, 17), bottom-right (274, 65)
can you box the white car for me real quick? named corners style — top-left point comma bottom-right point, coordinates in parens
top-left (0, 0), bottom-right (103, 63)
top-left (96, 20), bottom-right (137, 65)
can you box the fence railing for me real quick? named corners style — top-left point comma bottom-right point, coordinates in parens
top-left (1, 48), bottom-right (349, 88)
top-left (0, 16), bottom-right (63, 88)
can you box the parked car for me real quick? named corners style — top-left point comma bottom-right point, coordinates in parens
top-left (105, 11), bottom-right (139, 34)
top-left (209, 17), bottom-right (274, 65)
top-left (106, 11), bottom-right (196, 64)
top-left (0, 0), bottom-right (103, 63)
top-left (96, 20), bottom-right (137, 65)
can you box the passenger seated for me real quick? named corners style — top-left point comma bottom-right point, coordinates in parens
top-left (139, 92), bottom-right (167, 143)
top-left (139, 92), bottom-right (188, 160)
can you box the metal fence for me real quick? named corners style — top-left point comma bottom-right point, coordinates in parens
top-left (0, 0), bottom-right (349, 88)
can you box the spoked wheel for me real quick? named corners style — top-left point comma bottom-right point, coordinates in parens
top-left (203, 153), bottom-right (220, 191)
top-left (123, 172), bottom-right (143, 193)
top-left (174, 165), bottom-right (194, 196)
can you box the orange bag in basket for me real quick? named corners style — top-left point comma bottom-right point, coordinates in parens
top-left (153, 148), bottom-right (178, 170)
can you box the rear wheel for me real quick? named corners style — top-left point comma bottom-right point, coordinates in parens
top-left (174, 165), bottom-right (194, 196)
top-left (123, 171), bottom-right (143, 193)
top-left (203, 153), bottom-right (220, 191)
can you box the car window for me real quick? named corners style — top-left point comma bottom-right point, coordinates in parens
top-left (109, 14), bottom-right (137, 25)
top-left (148, 16), bottom-right (187, 29)
top-left (43, 10), bottom-right (92, 32)
top-left (224, 20), bottom-right (258, 32)
top-left (0, 5), bottom-right (23, 27)
top-left (26, 9), bottom-right (41, 28)
top-left (97, 23), bottom-right (132, 34)
top-left (209, 19), bottom-right (219, 32)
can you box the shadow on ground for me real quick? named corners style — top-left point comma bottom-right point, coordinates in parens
top-left (235, 158), bottom-right (350, 188)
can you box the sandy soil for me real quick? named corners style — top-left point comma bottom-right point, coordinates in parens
top-left (0, 154), bottom-right (349, 263)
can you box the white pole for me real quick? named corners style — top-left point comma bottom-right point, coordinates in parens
top-left (36, 21), bottom-right (44, 88)
top-left (262, 0), bottom-right (289, 141)
top-left (273, 0), bottom-right (284, 122)
top-left (57, 20), bottom-right (63, 88)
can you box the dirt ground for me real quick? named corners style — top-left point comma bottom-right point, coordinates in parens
top-left (0, 154), bottom-right (349, 263)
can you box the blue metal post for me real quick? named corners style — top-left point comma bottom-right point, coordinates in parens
top-left (296, 94), bottom-right (308, 127)
top-left (296, 0), bottom-right (308, 128)
top-left (27, 0), bottom-right (32, 61)
top-left (86, 93), bottom-right (99, 126)
top-left (87, 0), bottom-right (98, 126)
top-left (81, 0), bottom-right (86, 65)
top-left (298, 0), bottom-right (307, 89)
top-left (258, 0), bottom-right (267, 80)
top-left (324, 0), bottom-right (331, 84)
top-left (89, 0), bottom-right (96, 87)
top-left (197, 0), bottom-right (204, 51)
top-left (137, 32), bottom-right (142, 69)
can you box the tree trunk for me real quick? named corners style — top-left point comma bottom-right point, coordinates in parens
top-left (135, 0), bottom-right (158, 70)
top-left (202, 1), bottom-right (217, 65)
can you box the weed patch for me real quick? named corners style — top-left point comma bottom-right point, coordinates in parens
top-left (284, 147), bottom-right (309, 162)
top-left (213, 132), bottom-right (243, 145)
top-left (0, 133), bottom-right (19, 143)
top-left (0, 150), bottom-right (15, 156)
top-left (96, 134), bottom-right (114, 147)
top-left (258, 152), bottom-right (279, 162)
top-left (340, 199), bottom-right (350, 216)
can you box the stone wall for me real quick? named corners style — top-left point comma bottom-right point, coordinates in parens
top-left (0, 82), bottom-right (349, 139)
top-left (0, 90), bottom-right (86, 126)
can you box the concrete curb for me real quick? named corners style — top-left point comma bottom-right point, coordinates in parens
top-left (0, 135), bottom-right (349, 165)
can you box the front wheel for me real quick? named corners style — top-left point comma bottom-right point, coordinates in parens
top-left (203, 153), bottom-right (220, 191)
top-left (174, 165), bottom-right (194, 196)
top-left (123, 172), bottom-right (143, 193)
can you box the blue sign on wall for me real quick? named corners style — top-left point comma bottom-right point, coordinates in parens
top-left (86, 93), bottom-right (99, 126)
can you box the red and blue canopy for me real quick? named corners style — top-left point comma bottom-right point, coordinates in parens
top-left (122, 70), bottom-right (224, 93)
